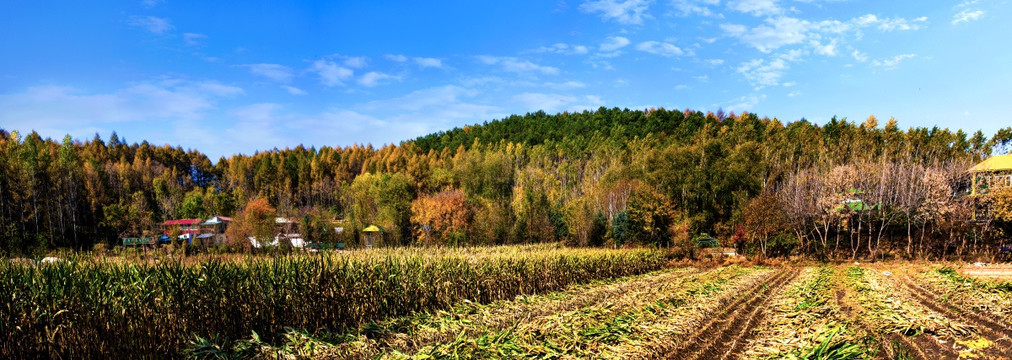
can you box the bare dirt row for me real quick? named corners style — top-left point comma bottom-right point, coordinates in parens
top-left (662, 268), bottom-right (798, 360)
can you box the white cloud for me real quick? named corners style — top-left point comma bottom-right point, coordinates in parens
top-left (705, 59), bottom-right (725, 66)
top-left (218, 103), bottom-right (294, 153)
top-left (599, 36), bottom-right (631, 52)
top-left (727, 17), bottom-right (810, 52)
top-left (310, 60), bottom-right (354, 86)
top-left (532, 43), bottom-right (590, 55)
top-left (414, 57), bottom-right (444, 68)
top-left (386, 54), bottom-right (444, 68)
top-left (128, 16), bottom-right (173, 34)
top-left (352, 85), bottom-right (504, 139)
top-left (194, 82), bottom-right (244, 97)
top-left (952, 9), bottom-right (984, 24)
top-left (477, 56), bottom-right (559, 75)
top-left (809, 38), bottom-right (837, 56)
top-left (737, 58), bottom-right (789, 88)
top-left (512, 93), bottom-right (605, 113)
top-left (672, 0), bottom-right (722, 17)
top-left (854, 14), bottom-right (927, 31)
top-left (281, 85), bottom-right (307, 95)
top-left (726, 0), bottom-right (781, 16)
top-left (851, 50), bottom-right (868, 62)
top-left (725, 94), bottom-right (765, 112)
top-left (720, 24), bottom-right (747, 36)
top-left (242, 63), bottom-right (294, 83)
top-left (182, 33), bottom-right (206, 47)
top-left (385, 54), bottom-right (408, 62)
top-left (780, 48), bottom-right (804, 61)
top-left (542, 81), bottom-right (587, 89)
top-left (0, 80), bottom-right (243, 143)
top-left (361, 85), bottom-right (479, 112)
top-left (724, 14), bottom-right (927, 54)
top-left (579, 0), bottom-right (653, 25)
top-left (636, 41), bottom-right (686, 57)
top-left (231, 103), bottom-right (282, 124)
top-left (358, 72), bottom-right (401, 87)
top-left (343, 56), bottom-right (369, 68)
top-left (872, 54), bottom-right (915, 68)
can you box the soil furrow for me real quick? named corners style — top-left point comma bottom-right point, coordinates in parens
top-left (714, 269), bottom-right (799, 360)
top-left (899, 275), bottom-right (1012, 357)
top-left (835, 269), bottom-right (957, 360)
top-left (835, 284), bottom-right (950, 360)
top-left (903, 275), bottom-right (1012, 341)
top-left (662, 268), bottom-right (796, 360)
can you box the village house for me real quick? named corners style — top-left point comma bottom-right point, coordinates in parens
top-left (197, 216), bottom-right (232, 247)
top-left (162, 219), bottom-right (202, 244)
top-left (971, 153), bottom-right (1012, 196)
top-left (250, 217), bottom-right (305, 249)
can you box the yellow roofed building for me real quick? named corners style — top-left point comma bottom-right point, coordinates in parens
top-left (970, 154), bottom-right (1012, 196)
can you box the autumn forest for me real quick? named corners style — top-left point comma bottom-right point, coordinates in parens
top-left (2, 107), bottom-right (1011, 260)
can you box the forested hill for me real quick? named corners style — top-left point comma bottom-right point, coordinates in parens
top-left (1, 107), bottom-right (1011, 259)
top-left (412, 108), bottom-right (665, 151)
top-left (410, 107), bottom-right (995, 157)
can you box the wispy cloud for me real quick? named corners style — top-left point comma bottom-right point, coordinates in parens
top-left (854, 14), bottom-right (927, 31)
top-left (358, 72), bottom-right (401, 87)
top-left (242, 64), bottom-right (294, 83)
top-left (281, 85), bottom-right (307, 96)
top-left (128, 16), bottom-right (173, 34)
top-left (636, 41), bottom-right (686, 57)
top-left (672, 0), bottom-right (721, 17)
top-left (726, 0), bottom-right (781, 16)
top-left (598, 36), bottom-right (631, 52)
top-left (579, 0), bottom-right (652, 25)
top-left (872, 54), bottom-right (915, 68)
top-left (182, 33), bottom-right (206, 47)
top-left (723, 17), bottom-right (809, 53)
top-left (310, 60), bottom-right (354, 86)
top-left (512, 93), bottom-right (604, 113)
top-left (809, 38), bottom-right (837, 56)
top-left (851, 50), bottom-right (868, 62)
top-left (343, 56), bottom-right (369, 68)
top-left (542, 81), bottom-right (587, 89)
top-left (386, 54), bottom-right (445, 68)
top-left (737, 58), bottom-right (789, 88)
top-left (725, 94), bottom-right (766, 112)
top-left (0, 79), bottom-right (243, 146)
top-left (414, 57), bottom-right (444, 68)
top-left (477, 56), bottom-right (559, 75)
top-left (531, 43), bottom-right (590, 55)
top-left (385, 54), bottom-right (409, 62)
top-left (952, 9), bottom-right (984, 24)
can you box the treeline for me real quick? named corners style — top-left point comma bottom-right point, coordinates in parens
top-left (1, 107), bottom-right (1010, 259)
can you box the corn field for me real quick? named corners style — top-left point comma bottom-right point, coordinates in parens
top-left (0, 244), bottom-right (666, 358)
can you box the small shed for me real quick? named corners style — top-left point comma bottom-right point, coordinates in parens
top-left (361, 225), bottom-right (385, 249)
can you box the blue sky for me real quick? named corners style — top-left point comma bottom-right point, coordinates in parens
top-left (1, 0), bottom-right (1008, 158)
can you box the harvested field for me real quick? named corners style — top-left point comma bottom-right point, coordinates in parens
top-left (212, 262), bottom-right (1012, 359)
top-left (16, 255), bottom-right (1011, 358)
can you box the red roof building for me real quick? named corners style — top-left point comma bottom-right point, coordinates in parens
top-left (163, 219), bottom-right (203, 235)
